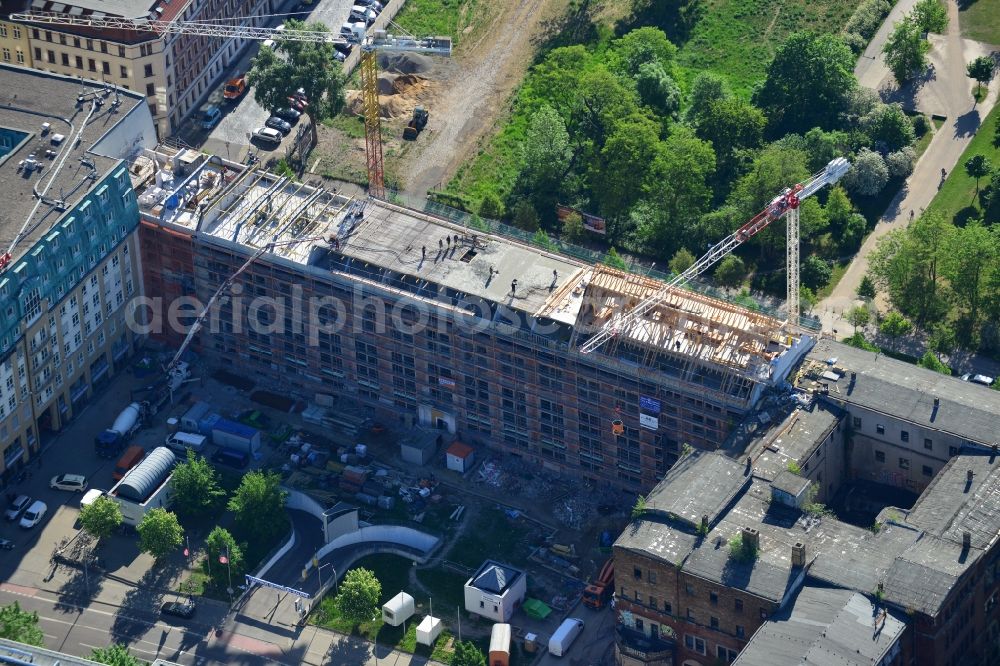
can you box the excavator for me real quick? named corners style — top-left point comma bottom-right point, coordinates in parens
top-left (402, 106), bottom-right (428, 140)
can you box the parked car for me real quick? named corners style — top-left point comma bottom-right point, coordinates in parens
top-left (4, 495), bottom-right (31, 522)
top-left (50, 474), bottom-right (88, 492)
top-left (349, 5), bottom-right (377, 25)
top-left (263, 23), bottom-right (285, 49)
top-left (333, 50), bottom-right (346, 63)
top-left (161, 601), bottom-right (196, 619)
top-left (200, 105), bottom-right (222, 130)
top-left (19, 500), bottom-right (47, 529)
top-left (265, 116), bottom-right (292, 135)
top-left (272, 107), bottom-right (301, 123)
top-left (252, 127), bottom-right (283, 147)
top-left (0, 539), bottom-right (14, 550)
top-left (356, 0), bottom-right (383, 10)
top-left (961, 373), bottom-right (995, 386)
top-left (212, 448), bottom-right (249, 469)
top-left (333, 42), bottom-right (353, 57)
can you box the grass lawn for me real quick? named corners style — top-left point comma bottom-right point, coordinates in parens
top-left (925, 102), bottom-right (1000, 224)
top-left (322, 114), bottom-right (366, 138)
top-left (393, 0), bottom-right (495, 48)
top-left (675, 0), bottom-right (858, 94)
top-left (958, 0), bottom-right (1000, 45)
top-left (816, 260), bottom-right (850, 299)
top-left (909, 114), bottom-right (936, 160)
top-left (445, 506), bottom-right (536, 569)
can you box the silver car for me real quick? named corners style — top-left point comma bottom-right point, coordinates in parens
top-left (4, 495), bottom-right (30, 522)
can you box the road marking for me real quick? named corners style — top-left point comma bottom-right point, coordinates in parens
top-left (0, 583), bottom-right (38, 596)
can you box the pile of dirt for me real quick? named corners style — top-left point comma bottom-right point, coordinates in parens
top-left (392, 73), bottom-right (425, 94)
top-left (345, 90), bottom-right (411, 119)
top-left (376, 73), bottom-right (398, 95)
top-left (378, 52), bottom-right (432, 75)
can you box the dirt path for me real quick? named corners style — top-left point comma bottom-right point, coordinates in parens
top-left (395, 0), bottom-right (567, 197)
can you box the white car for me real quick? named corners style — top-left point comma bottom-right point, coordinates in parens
top-left (80, 488), bottom-right (104, 508)
top-left (961, 373), bottom-right (995, 386)
top-left (19, 500), bottom-right (47, 529)
top-left (50, 473), bottom-right (88, 492)
top-left (252, 127), bottom-right (283, 146)
top-left (263, 23), bottom-right (285, 49)
top-left (4, 494), bottom-right (31, 522)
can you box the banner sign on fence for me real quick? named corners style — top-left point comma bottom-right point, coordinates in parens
top-left (245, 574), bottom-right (312, 599)
top-left (557, 205), bottom-right (607, 235)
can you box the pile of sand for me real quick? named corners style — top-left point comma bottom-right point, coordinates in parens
top-left (345, 91), bottom-right (411, 119)
top-left (344, 73), bottom-right (430, 119)
top-left (378, 52), bottom-right (433, 75)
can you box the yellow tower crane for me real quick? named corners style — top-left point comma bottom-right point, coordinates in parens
top-left (12, 11), bottom-right (452, 199)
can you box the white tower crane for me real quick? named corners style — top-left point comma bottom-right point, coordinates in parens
top-left (579, 157), bottom-right (850, 355)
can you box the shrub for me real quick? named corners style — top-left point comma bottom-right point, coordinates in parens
top-left (886, 147), bottom-right (917, 178)
top-left (911, 113), bottom-right (931, 137)
top-left (728, 534), bottom-right (759, 563)
top-left (843, 148), bottom-right (889, 196)
top-left (843, 32), bottom-right (868, 55)
top-left (845, 0), bottom-right (893, 40)
top-left (918, 350), bottom-right (951, 375)
top-left (844, 332), bottom-right (880, 352)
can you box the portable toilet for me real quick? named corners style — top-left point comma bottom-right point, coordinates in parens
top-left (489, 623), bottom-right (511, 666)
top-left (382, 591), bottom-right (415, 627)
top-left (416, 615), bottom-right (443, 646)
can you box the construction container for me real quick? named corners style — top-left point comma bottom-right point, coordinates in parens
top-left (416, 616), bottom-right (442, 646)
top-left (489, 623), bottom-right (511, 666)
top-left (343, 465), bottom-right (369, 485)
top-left (181, 401), bottom-right (212, 432)
top-left (382, 592), bottom-right (415, 627)
top-left (446, 441), bottom-right (475, 473)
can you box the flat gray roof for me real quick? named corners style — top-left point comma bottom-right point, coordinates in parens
top-left (749, 403), bottom-right (843, 482)
top-left (802, 339), bottom-right (1000, 446)
top-left (734, 587), bottom-right (906, 666)
top-left (27, 0), bottom-right (157, 18)
top-left (0, 64), bottom-right (142, 263)
top-left (643, 451), bottom-right (751, 529)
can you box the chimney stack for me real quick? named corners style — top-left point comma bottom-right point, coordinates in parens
top-left (745, 456), bottom-right (753, 475)
top-left (742, 527), bottom-right (760, 552)
top-left (851, 371), bottom-right (857, 381)
top-left (701, 515), bottom-right (709, 531)
top-left (963, 531), bottom-right (971, 550)
top-left (791, 542), bottom-right (806, 568)
top-left (934, 397), bottom-right (940, 407)
top-left (967, 469), bottom-right (974, 484)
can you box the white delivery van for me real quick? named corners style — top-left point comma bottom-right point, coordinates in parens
top-left (548, 618), bottom-right (584, 657)
top-left (164, 432), bottom-right (207, 456)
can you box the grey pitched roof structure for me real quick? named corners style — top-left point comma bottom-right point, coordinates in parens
top-left (470, 560), bottom-right (523, 595)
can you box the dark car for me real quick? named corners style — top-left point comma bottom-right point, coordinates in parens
top-left (272, 107), bottom-right (301, 123)
top-left (334, 42), bottom-right (353, 57)
top-left (265, 116), bottom-right (292, 135)
top-left (161, 601), bottom-right (196, 619)
top-left (212, 448), bottom-right (249, 469)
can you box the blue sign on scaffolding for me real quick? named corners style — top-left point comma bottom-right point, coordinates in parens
top-left (639, 396), bottom-right (661, 413)
top-left (245, 574), bottom-right (312, 599)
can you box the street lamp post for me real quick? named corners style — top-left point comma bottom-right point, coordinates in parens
top-left (317, 562), bottom-right (336, 595)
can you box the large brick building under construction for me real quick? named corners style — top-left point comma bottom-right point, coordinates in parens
top-left (134, 145), bottom-right (814, 492)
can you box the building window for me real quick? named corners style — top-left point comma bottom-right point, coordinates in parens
top-left (16, 51), bottom-right (23, 64)
top-left (923, 465), bottom-right (933, 477)
top-left (144, 63), bottom-right (153, 77)
top-left (876, 424), bottom-right (885, 435)
top-left (12, 26), bottom-right (19, 39)
top-left (901, 430), bottom-right (909, 442)
top-left (634, 591), bottom-right (642, 603)
top-left (648, 570), bottom-right (657, 584)
top-left (61, 52), bottom-right (68, 66)
top-left (686, 585), bottom-right (695, 596)
top-left (33, 47), bottom-right (41, 62)
top-left (710, 616), bottom-right (719, 630)
top-left (146, 82), bottom-right (155, 96)
top-left (120, 65), bottom-right (127, 77)
top-left (100, 42), bottom-right (107, 53)
top-left (102, 61), bottom-right (110, 75)
top-left (924, 438), bottom-right (933, 450)
top-left (736, 625), bottom-right (745, 639)
top-left (0, 25), bottom-right (7, 37)
top-left (649, 595), bottom-right (657, 609)
top-left (1, 49), bottom-right (9, 63)
top-left (47, 49), bottom-right (55, 63)
top-left (899, 457), bottom-right (909, 470)
top-left (633, 567), bottom-right (642, 580)
top-left (687, 608), bottom-right (695, 621)
top-left (664, 602), bottom-right (672, 615)
top-left (87, 58), bottom-right (96, 71)
top-left (75, 55), bottom-right (82, 69)
top-left (710, 592), bottom-right (718, 605)
top-left (118, 45), bottom-right (125, 57)
top-left (684, 635), bottom-right (706, 655)
top-left (734, 598), bottom-right (743, 612)
top-left (875, 450), bottom-right (885, 462)
top-left (717, 646), bottom-right (738, 663)
top-left (852, 416), bottom-right (861, 428)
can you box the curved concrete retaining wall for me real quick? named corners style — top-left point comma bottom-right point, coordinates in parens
top-left (284, 488), bottom-right (326, 521)
top-left (316, 525), bottom-right (439, 560)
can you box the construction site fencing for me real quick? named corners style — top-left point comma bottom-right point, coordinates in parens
top-left (385, 191), bottom-right (823, 332)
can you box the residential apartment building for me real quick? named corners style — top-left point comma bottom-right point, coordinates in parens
top-left (14, 0), bottom-right (273, 137)
top-left (0, 65), bottom-right (155, 484)
top-left (614, 340), bottom-right (1000, 666)
top-left (0, 1), bottom-right (32, 67)
top-left (131, 145), bottom-right (815, 493)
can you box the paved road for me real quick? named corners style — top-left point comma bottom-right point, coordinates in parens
top-left (818, 0), bottom-right (999, 342)
top-left (535, 601), bottom-right (614, 666)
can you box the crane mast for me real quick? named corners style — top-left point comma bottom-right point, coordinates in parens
top-left (578, 157), bottom-right (850, 355)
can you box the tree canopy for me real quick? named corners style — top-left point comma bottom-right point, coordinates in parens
top-left (883, 17), bottom-right (930, 84)
top-left (452, 641), bottom-right (487, 666)
top-left (137, 508), bottom-right (184, 560)
top-left (912, 0), bottom-right (948, 34)
top-left (79, 495), bottom-right (122, 541)
top-left (753, 32), bottom-right (857, 137)
top-left (89, 644), bottom-right (145, 666)
top-left (228, 470), bottom-right (288, 543)
top-left (0, 602), bottom-right (43, 647)
top-left (334, 567), bottom-right (381, 626)
top-left (968, 56), bottom-right (996, 96)
top-left (170, 450), bottom-right (226, 519)
top-left (205, 527), bottom-right (245, 591)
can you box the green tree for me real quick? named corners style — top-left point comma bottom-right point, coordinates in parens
top-left (137, 508), bottom-right (183, 560)
top-left (943, 222), bottom-right (998, 327)
top-left (246, 20), bottom-right (345, 145)
top-left (596, 114), bottom-right (662, 216)
top-left (869, 213), bottom-right (953, 322)
top-left (693, 97), bottom-right (765, 182)
top-left (669, 248), bottom-right (696, 275)
top-left (609, 26), bottom-right (678, 78)
top-left (170, 450), bottom-right (225, 520)
top-left (478, 191), bottom-right (504, 220)
top-left (918, 350), bottom-right (951, 375)
top-left (858, 274), bottom-right (877, 300)
top-left (802, 255), bottom-right (832, 290)
top-left (714, 255), bottom-right (746, 288)
top-left (89, 644), bottom-right (144, 666)
top-left (968, 56), bottom-right (996, 98)
top-left (841, 213), bottom-right (868, 253)
top-left (802, 127), bottom-right (850, 172)
top-left (847, 305), bottom-right (871, 334)
top-left (520, 105), bottom-right (572, 202)
top-left (883, 17), bottom-right (930, 84)
top-left (753, 32), bottom-right (856, 136)
top-left (684, 71), bottom-right (729, 125)
top-left (732, 145), bottom-right (809, 257)
top-left (799, 198), bottom-right (830, 240)
top-left (334, 567), bottom-right (381, 626)
top-left (511, 199), bottom-right (540, 232)
top-left (843, 148), bottom-right (889, 197)
top-left (79, 495), bottom-right (123, 541)
top-left (205, 526), bottom-right (245, 591)
top-left (635, 62), bottom-right (681, 116)
top-left (561, 211), bottom-right (586, 243)
top-left (861, 103), bottom-right (915, 151)
top-left (964, 154), bottom-right (992, 196)
top-left (452, 640), bottom-right (487, 666)
top-left (603, 247), bottom-right (629, 271)
top-left (880, 311), bottom-right (913, 350)
top-left (912, 0), bottom-right (948, 33)
top-left (228, 471), bottom-right (288, 543)
top-left (0, 602), bottom-right (43, 646)
top-left (824, 186), bottom-right (854, 236)
top-left (928, 322), bottom-right (957, 355)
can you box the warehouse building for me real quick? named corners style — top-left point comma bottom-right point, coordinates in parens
top-left (132, 144), bottom-right (814, 492)
top-left (0, 65), bottom-right (153, 485)
top-left (614, 340), bottom-right (1000, 666)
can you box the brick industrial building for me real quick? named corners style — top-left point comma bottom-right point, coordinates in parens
top-left (0, 65), bottom-right (155, 482)
top-left (133, 144), bottom-right (815, 492)
top-left (614, 339), bottom-right (1000, 666)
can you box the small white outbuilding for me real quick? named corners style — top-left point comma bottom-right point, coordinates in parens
top-left (416, 615), bottom-right (443, 646)
top-left (382, 591), bottom-right (416, 627)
